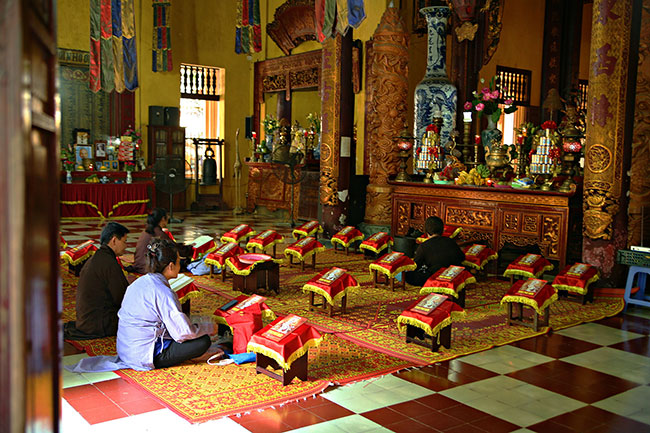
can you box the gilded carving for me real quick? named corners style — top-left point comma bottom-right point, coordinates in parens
top-left (583, 0), bottom-right (632, 241)
top-left (542, 216), bottom-right (560, 257)
top-left (397, 201), bottom-right (410, 235)
top-left (267, 0), bottom-right (317, 56)
top-left (586, 143), bottom-right (612, 173)
top-left (446, 208), bottom-right (492, 228)
top-left (503, 212), bottom-right (519, 232)
top-left (522, 215), bottom-right (538, 233)
top-left (320, 37), bottom-right (342, 207)
top-left (482, 0), bottom-right (505, 66)
top-left (365, 185), bottom-right (394, 225)
top-left (628, 4), bottom-right (650, 247)
top-left (425, 204), bottom-right (438, 218)
top-left (364, 7), bottom-right (409, 225)
top-left (412, 203), bottom-right (424, 221)
top-left (320, 169), bottom-right (338, 206)
top-left (457, 230), bottom-right (494, 247)
top-left (498, 234), bottom-right (541, 251)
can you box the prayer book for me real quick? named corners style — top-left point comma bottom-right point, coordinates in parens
top-left (368, 232), bottom-right (387, 242)
top-left (168, 274), bottom-right (194, 293)
top-left (338, 226), bottom-right (353, 235)
top-left (215, 242), bottom-right (238, 255)
top-left (69, 240), bottom-right (94, 252)
top-left (226, 295), bottom-right (266, 316)
top-left (466, 244), bottom-right (485, 256)
top-left (261, 314), bottom-right (307, 342)
top-left (188, 235), bottom-right (213, 248)
top-left (567, 263), bottom-right (589, 277)
top-left (295, 236), bottom-right (315, 248)
top-left (318, 267), bottom-right (346, 284)
top-left (411, 293), bottom-right (448, 315)
top-left (517, 279), bottom-right (546, 296)
top-left (301, 221), bottom-right (318, 230)
top-left (231, 224), bottom-right (247, 233)
top-left (437, 265), bottom-right (464, 281)
top-left (518, 253), bottom-right (541, 265)
top-left (380, 252), bottom-right (403, 264)
top-left (257, 230), bottom-right (274, 239)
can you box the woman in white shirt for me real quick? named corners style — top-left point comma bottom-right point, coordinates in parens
top-left (117, 238), bottom-right (215, 370)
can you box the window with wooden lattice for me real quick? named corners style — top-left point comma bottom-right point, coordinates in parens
top-left (496, 66), bottom-right (532, 107)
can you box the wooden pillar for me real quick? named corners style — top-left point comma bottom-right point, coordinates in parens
top-left (320, 34), bottom-right (353, 235)
top-left (582, 0), bottom-right (640, 284)
top-left (364, 7), bottom-right (409, 226)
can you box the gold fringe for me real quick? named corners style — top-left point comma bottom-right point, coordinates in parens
top-left (292, 226), bottom-right (323, 239)
top-left (419, 277), bottom-right (476, 298)
top-left (500, 292), bottom-right (558, 315)
top-left (552, 274), bottom-right (599, 295)
top-left (61, 250), bottom-right (96, 266)
top-left (450, 227), bottom-right (462, 238)
top-left (247, 334), bottom-right (324, 371)
top-left (302, 283), bottom-right (359, 305)
top-left (463, 253), bottom-right (498, 270)
top-left (368, 262), bottom-right (417, 279)
top-left (221, 231), bottom-right (256, 244)
top-left (246, 238), bottom-right (284, 252)
top-left (359, 241), bottom-right (393, 254)
top-left (262, 309), bottom-right (277, 322)
top-left (204, 257), bottom-right (225, 268)
top-left (60, 200), bottom-right (106, 218)
top-left (396, 315), bottom-right (452, 337)
top-left (331, 235), bottom-right (364, 248)
top-left (177, 289), bottom-right (201, 304)
top-left (61, 198), bottom-right (150, 219)
top-left (107, 199), bottom-right (150, 217)
top-left (61, 213), bottom-right (146, 221)
top-left (284, 246), bottom-right (326, 262)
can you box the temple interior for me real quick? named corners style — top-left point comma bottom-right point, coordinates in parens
top-left (2, 0), bottom-right (650, 432)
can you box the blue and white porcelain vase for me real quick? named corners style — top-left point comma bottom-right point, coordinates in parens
top-left (413, 6), bottom-right (457, 172)
top-left (481, 116), bottom-right (503, 156)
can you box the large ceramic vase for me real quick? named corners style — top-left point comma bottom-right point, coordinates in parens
top-left (481, 117), bottom-right (503, 156)
top-left (413, 6), bottom-right (457, 172)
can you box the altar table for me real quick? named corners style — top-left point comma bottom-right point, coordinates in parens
top-left (60, 182), bottom-right (153, 219)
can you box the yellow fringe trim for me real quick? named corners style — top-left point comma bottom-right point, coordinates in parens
top-left (213, 315), bottom-right (231, 329)
top-left (247, 334), bottom-right (324, 371)
top-left (368, 263), bottom-right (417, 279)
top-left (61, 214), bottom-right (146, 221)
top-left (225, 257), bottom-right (283, 276)
top-left (302, 283), bottom-right (359, 305)
top-left (462, 253), bottom-right (498, 270)
top-left (107, 199), bottom-right (150, 218)
top-left (221, 231), bottom-right (256, 244)
top-left (552, 274), bottom-right (599, 295)
top-left (61, 250), bottom-right (95, 266)
top-left (60, 200), bottom-right (105, 218)
top-left (204, 257), bottom-right (225, 268)
top-left (177, 289), bottom-right (202, 304)
top-left (213, 308), bottom-right (277, 328)
top-left (450, 227), bottom-right (462, 238)
top-left (61, 198), bottom-right (150, 219)
top-left (500, 292), bottom-right (558, 315)
top-left (246, 238), bottom-right (284, 252)
top-left (331, 235), bottom-right (364, 249)
top-left (396, 311), bottom-right (466, 337)
top-left (284, 246), bottom-right (326, 262)
top-left (420, 277), bottom-right (476, 297)
top-left (359, 241), bottom-right (393, 254)
top-left (195, 244), bottom-right (218, 259)
top-left (292, 226), bottom-right (323, 239)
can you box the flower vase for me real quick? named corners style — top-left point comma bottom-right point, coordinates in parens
top-left (66, 171), bottom-right (72, 184)
top-left (264, 136), bottom-right (273, 163)
top-left (481, 117), bottom-right (503, 156)
top-left (413, 6), bottom-right (457, 172)
top-left (126, 171), bottom-right (132, 184)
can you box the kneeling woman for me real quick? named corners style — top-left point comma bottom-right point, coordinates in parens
top-left (117, 238), bottom-right (214, 370)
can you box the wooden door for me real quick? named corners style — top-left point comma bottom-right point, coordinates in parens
top-left (0, 1), bottom-right (60, 432)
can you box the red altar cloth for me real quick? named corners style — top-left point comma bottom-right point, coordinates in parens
top-left (359, 232), bottom-right (394, 255)
top-left (247, 318), bottom-right (323, 371)
top-left (421, 266), bottom-right (476, 298)
top-left (226, 255), bottom-right (282, 276)
top-left (331, 226), bottom-right (364, 249)
top-left (60, 233), bottom-right (68, 249)
top-left (369, 252), bottom-right (416, 279)
top-left (284, 236), bottom-right (325, 261)
top-left (292, 220), bottom-right (323, 239)
top-left (501, 279), bottom-right (558, 315)
top-left (221, 224), bottom-right (255, 244)
top-left (302, 267), bottom-right (359, 305)
top-left (552, 263), bottom-right (600, 295)
top-left (416, 225), bottom-right (462, 243)
top-left (503, 254), bottom-right (554, 280)
top-left (204, 243), bottom-right (246, 270)
top-left (213, 295), bottom-right (276, 353)
top-left (462, 244), bottom-right (498, 270)
top-left (174, 281), bottom-right (200, 304)
top-left (246, 230), bottom-right (284, 252)
top-left (397, 295), bottom-right (465, 336)
top-left (60, 182), bottom-right (152, 219)
top-left (60, 240), bottom-right (98, 265)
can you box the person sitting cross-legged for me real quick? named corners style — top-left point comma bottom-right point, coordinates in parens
top-left (64, 222), bottom-right (130, 340)
top-left (117, 238), bottom-right (218, 370)
top-left (404, 216), bottom-right (465, 287)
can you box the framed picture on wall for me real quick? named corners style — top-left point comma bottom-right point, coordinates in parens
top-left (73, 128), bottom-right (90, 145)
top-left (75, 145), bottom-right (93, 164)
top-left (95, 141), bottom-right (107, 159)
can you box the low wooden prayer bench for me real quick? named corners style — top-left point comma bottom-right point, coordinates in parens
top-left (246, 229), bottom-right (284, 258)
top-left (292, 220), bottom-right (323, 241)
top-left (220, 224), bottom-right (256, 247)
top-left (247, 317), bottom-right (322, 386)
top-left (205, 243), bottom-right (245, 282)
top-left (284, 236), bottom-right (324, 271)
top-left (213, 295), bottom-right (275, 354)
top-left (226, 255), bottom-right (280, 294)
top-left (462, 244), bottom-right (498, 280)
top-left (60, 240), bottom-right (98, 276)
top-left (302, 267), bottom-right (359, 317)
top-left (369, 252), bottom-right (416, 291)
top-left (503, 253), bottom-right (554, 285)
top-left (552, 263), bottom-right (599, 305)
top-left (331, 226), bottom-right (364, 255)
top-left (359, 232), bottom-right (393, 259)
top-left (397, 294), bottom-right (464, 352)
top-left (420, 265), bottom-right (476, 308)
top-left (501, 278), bottom-right (558, 332)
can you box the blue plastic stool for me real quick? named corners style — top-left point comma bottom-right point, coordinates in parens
top-left (623, 266), bottom-right (650, 309)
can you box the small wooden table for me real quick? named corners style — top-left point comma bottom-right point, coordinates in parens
top-left (256, 352), bottom-right (308, 386)
top-left (501, 278), bottom-right (557, 332)
top-left (368, 252), bottom-right (416, 292)
top-left (507, 303), bottom-right (549, 332)
top-left (302, 267), bottom-right (358, 317)
top-left (405, 322), bottom-right (451, 352)
top-left (232, 260), bottom-right (280, 294)
top-left (552, 263), bottom-right (599, 305)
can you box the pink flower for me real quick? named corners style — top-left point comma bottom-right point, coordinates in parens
top-left (481, 87), bottom-right (491, 95)
top-left (504, 99), bottom-right (514, 105)
top-left (476, 103), bottom-right (485, 112)
top-left (490, 90), bottom-right (500, 99)
top-left (464, 101), bottom-right (473, 111)
top-left (482, 93), bottom-right (491, 101)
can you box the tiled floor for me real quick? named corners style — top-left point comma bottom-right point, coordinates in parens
top-left (60, 211), bottom-right (650, 433)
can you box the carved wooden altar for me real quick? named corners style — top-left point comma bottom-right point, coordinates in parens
top-left (390, 181), bottom-right (578, 268)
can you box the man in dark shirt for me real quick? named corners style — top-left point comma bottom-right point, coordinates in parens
top-left (65, 222), bottom-right (130, 339)
top-left (405, 216), bottom-right (465, 286)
